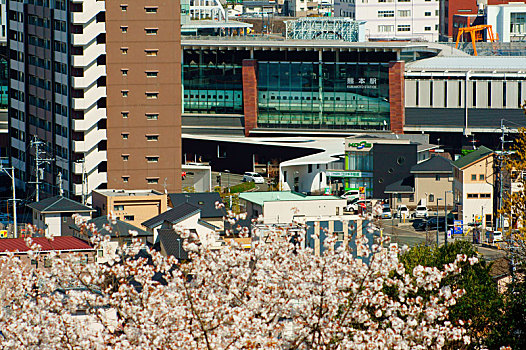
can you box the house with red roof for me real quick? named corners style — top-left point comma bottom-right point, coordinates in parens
top-left (0, 236), bottom-right (96, 269)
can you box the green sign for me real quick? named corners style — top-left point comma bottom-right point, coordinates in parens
top-left (327, 171), bottom-right (373, 178)
top-left (348, 141), bottom-right (372, 149)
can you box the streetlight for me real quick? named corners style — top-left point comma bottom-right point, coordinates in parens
top-left (436, 198), bottom-right (444, 246)
top-left (224, 170), bottom-right (230, 193)
top-left (444, 190), bottom-right (453, 246)
top-left (0, 164), bottom-right (17, 238)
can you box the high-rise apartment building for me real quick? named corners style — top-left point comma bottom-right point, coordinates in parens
top-left (8, 0), bottom-right (181, 203)
top-left (334, 0), bottom-right (439, 42)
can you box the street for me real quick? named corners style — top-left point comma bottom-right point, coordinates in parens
top-left (378, 218), bottom-right (506, 261)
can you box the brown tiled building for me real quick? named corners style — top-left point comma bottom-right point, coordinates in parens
top-left (106, 0), bottom-right (182, 193)
top-left (8, 0), bottom-right (181, 203)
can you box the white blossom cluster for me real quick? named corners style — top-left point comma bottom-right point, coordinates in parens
top-left (0, 220), bottom-right (472, 349)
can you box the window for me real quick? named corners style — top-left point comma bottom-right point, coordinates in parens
top-left (409, 194), bottom-right (415, 202)
top-left (120, 47), bottom-right (128, 55)
top-left (145, 28), bottom-right (158, 35)
top-left (122, 176), bottom-right (129, 183)
top-left (121, 90), bottom-right (128, 97)
top-left (378, 10), bottom-right (394, 17)
top-left (425, 11), bottom-right (431, 16)
top-left (511, 12), bottom-right (526, 34)
top-left (284, 171), bottom-right (287, 182)
top-left (308, 164), bottom-right (312, 173)
top-left (398, 10), bottom-right (410, 17)
top-left (146, 92), bottom-right (158, 99)
top-left (114, 205), bottom-right (124, 211)
top-left (121, 154), bottom-right (129, 161)
top-left (147, 178), bottom-right (159, 184)
top-left (471, 174), bottom-right (477, 181)
top-left (429, 194), bottom-right (434, 202)
top-left (467, 193), bottom-right (479, 198)
top-left (146, 113), bottom-right (159, 120)
top-left (121, 69), bottom-right (128, 76)
top-left (146, 135), bottom-right (159, 141)
top-left (479, 174), bottom-right (485, 181)
top-left (121, 111), bottom-right (129, 118)
top-left (425, 26), bottom-right (431, 31)
top-left (124, 215), bottom-right (135, 221)
top-left (145, 49), bottom-right (158, 56)
top-left (120, 4), bottom-right (128, 11)
top-left (146, 156), bottom-right (159, 162)
top-left (145, 6), bottom-right (158, 13)
top-left (120, 26), bottom-right (128, 33)
top-left (146, 71), bottom-right (158, 78)
top-left (397, 25), bottom-right (411, 32)
top-left (121, 133), bottom-right (129, 140)
top-left (480, 193), bottom-right (491, 198)
top-left (435, 174), bottom-right (441, 181)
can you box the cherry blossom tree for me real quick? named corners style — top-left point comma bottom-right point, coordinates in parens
top-left (0, 216), bottom-right (474, 349)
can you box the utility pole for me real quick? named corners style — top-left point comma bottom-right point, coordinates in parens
top-left (0, 165), bottom-right (18, 238)
top-left (30, 136), bottom-right (54, 202)
top-left (57, 172), bottom-right (63, 196)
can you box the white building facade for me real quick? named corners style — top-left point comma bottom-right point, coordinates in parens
top-left (8, 0), bottom-right (107, 200)
top-left (334, 0), bottom-right (439, 41)
top-left (486, 3), bottom-right (526, 42)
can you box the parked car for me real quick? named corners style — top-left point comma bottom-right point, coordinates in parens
top-left (381, 207), bottom-right (392, 219)
top-left (421, 216), bottom-right (455, 232)
top-left (396, 205), bottom-right (409, 218)
top-left (341, 190), bottom-right (360, 202)
top-left (414, 206), bottom-right (428, 219)
top-left (346, 200), bottom-right (370, 213)
top-left (242, 172), bottom-right (265, 184)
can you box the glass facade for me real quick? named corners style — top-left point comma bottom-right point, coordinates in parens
top-left (183, 63), bottom-right (243, 114)
top-left (344, 151), bottom-right (374, 194)
top-left (257, 62), bottom-right (389, 129)
top-left (0, 58), bottom-right (7, 108)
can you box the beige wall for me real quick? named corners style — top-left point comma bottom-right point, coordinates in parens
top-left (92, 191), bottom-right (168, 230)
top-left (415, 173), bottom-right (454, 210)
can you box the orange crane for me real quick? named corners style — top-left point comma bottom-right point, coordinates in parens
top-left (455, 24), bottom-right (498, 56)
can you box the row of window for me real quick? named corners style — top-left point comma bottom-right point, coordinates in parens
top-left (120, 133), bottom-right (159, 143)
top-left (467, 193), bottom-right (491, 198)
top-left (121, 112), bottom-right (159, 120)
top-left (378, 10), bottom-right (438, 17)
top-left (121, 91), bottom-right (159, 99)
top-left (471, 174), bottom-right (486, 181)
top-left (120, 48), bottom-right (158, 56)
top-left (120, 4), bottom-right (159, 13)
top-left (121, 176), bottom-right (160, 184)
top-left (121, 154), bottom-right (160, 161)
top-left (378, 24), bottom-right (437, 32)
top-left (120, 26), bottom-right (159, 35)
top-left (121, 69), bottom-right (158, 78)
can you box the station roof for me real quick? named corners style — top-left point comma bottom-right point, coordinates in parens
top-left (182, 38), bottom-right (465, 56)
top-left (406, 56), bottom-right (526, 72)
top-left (182, 20), bottom-right (253, 30)
top-left (239, 191), bottom-right (340, 206)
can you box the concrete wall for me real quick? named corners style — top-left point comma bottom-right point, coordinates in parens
top-left (262, 199), bottom-right (346, 224)
top-left (487, 4), bottom-right (526, 42)
top-left (280, 163), bottom-right (330, 194)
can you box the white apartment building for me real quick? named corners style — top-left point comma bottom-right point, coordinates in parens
top-left (486, 2), bottom-right (526, 42)
top-left (287, 0), bottom-right (333, 17)
top-left (334, 0), bottom-right (439, 42)
top-left (8, 0), bottom-right (107, 201)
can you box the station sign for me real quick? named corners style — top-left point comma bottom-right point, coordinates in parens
top-left (326, 171), bottom-right (373, 178)
top-left (347, 141), bottom-right (372, 149)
